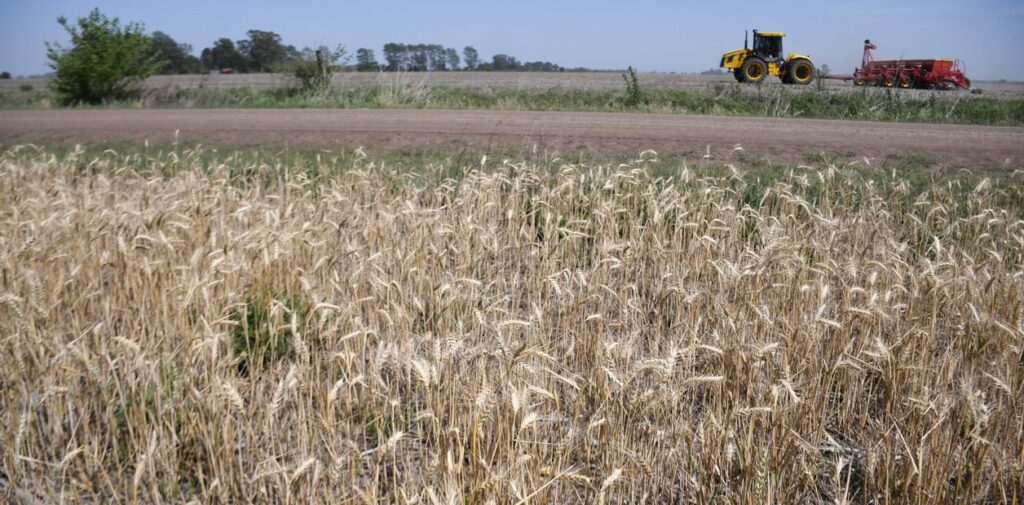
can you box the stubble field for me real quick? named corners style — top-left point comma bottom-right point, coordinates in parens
top-left (1, 145), bottom-right (1022, 503)
top-left (3, 72), bottom-right (1024, 99)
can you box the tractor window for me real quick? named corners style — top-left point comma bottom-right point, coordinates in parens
top-left (754, 36), bottom-right (782, 59)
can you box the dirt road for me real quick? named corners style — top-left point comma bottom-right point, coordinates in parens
top-left (1, 109), bottom-right (1021, 167)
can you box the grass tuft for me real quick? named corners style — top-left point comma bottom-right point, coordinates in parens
top-left (229, 292), bottom-right (310, 376)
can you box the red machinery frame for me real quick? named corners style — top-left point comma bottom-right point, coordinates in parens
top-left (851, 59), bottom-right (971, 90)
top-left (827, 41), bottom-right (972, 90)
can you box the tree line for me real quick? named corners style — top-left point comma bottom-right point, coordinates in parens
top-left (43, 9), bottom-right (588, 104)
top-left (146, 30), bottom-right (567, 74)
top-left (364, 44), bottom-right (562, 72)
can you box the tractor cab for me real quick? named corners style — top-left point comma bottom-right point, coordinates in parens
top-left (751, 31), bottom-right (785, 62)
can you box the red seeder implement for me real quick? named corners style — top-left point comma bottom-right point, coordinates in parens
top-left (827, 40), bottom-right (972, 90)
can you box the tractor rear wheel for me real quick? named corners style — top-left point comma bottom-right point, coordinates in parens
top-left (787, 59), bottom-right (815, 85)
top-left (740, 58), bottom-right (767, 84)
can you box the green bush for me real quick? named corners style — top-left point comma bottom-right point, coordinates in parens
top-left (291, 46), bottom-right (347, 93)
top-left (46, 9), bottom-right (161, 104)
top-left (620, 66), bottom-right (647, 108)
top-left (293, 59), bottom-right (329, 92)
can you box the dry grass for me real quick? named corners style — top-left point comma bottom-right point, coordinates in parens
top-left (1, 145), bottom-right (1022, 503)
top-left (375, 71), bottom-right (434, 108)
top-left (5, 73), bottom-right (1024, 100)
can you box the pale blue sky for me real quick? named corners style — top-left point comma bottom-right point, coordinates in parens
top-left (1, 0), bottom-right (1021, 80)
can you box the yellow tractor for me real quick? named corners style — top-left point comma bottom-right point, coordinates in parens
top-left (720, 30), bottom-right (815, 85)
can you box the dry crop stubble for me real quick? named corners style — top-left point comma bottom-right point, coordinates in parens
top-left (0, 145), bottom-right (1022, 503)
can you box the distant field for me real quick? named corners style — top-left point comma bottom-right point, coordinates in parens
top-left (4, 71), bottom-right (1024, 99)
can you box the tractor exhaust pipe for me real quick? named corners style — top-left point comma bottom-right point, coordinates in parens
top-left (744, 30), bottom-right (748, 51)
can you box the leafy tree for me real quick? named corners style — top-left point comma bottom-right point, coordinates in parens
top-left (383, 43), bottom-right (406, 71)
top-left (356, 48), bottom-right (380, 72)
top-left (150, 31), bottom-right (200, 74)
top-left (491, 54), bottom-right (520, 71)
top-left (293, 45), bottom-right (348, 91)
top-left (269, 44), bottom-right (310, 74)
top-left (408, 45), bottom-right (428, 71)
top-left (329, 44), bottom-right (351, 69)
top-left (427, 44), bottom-right (447, 71)
top-left (46, 9), bottom-right (161, 104)
top-left (521, 61), bottom-right (562, 72)
top-left (445, 48), bottom-right (460, 71)
top-left (463, 46), bottom-right (479, 70)
top-left (283, 45), bottom-right (302, 65)
top-left (201, 38), bottom-right (247, 72)
top-left (0, 71), bottom-right (10, 79)
top-left (238, 30), bottom-right (286, 72)
top-left (381, 43), bottom-right (446, 71)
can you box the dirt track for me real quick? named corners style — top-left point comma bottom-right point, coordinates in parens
top-left (1, 109), bottom-right (1022, 167)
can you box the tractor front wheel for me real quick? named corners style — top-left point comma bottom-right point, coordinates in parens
top-left (740, 58), bottom-right (767, 84)
top-left (733, 69), bottom-right (744, 82)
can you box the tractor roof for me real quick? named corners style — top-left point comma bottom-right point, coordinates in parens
top-left (756, 31), bottom-right (785, 37)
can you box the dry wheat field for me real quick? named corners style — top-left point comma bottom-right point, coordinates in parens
top-left (1, 145), bottom-right (1022, 503)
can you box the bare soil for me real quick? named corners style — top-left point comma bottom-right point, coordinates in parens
top-left (2, 109), bottom-right (1021, 169)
